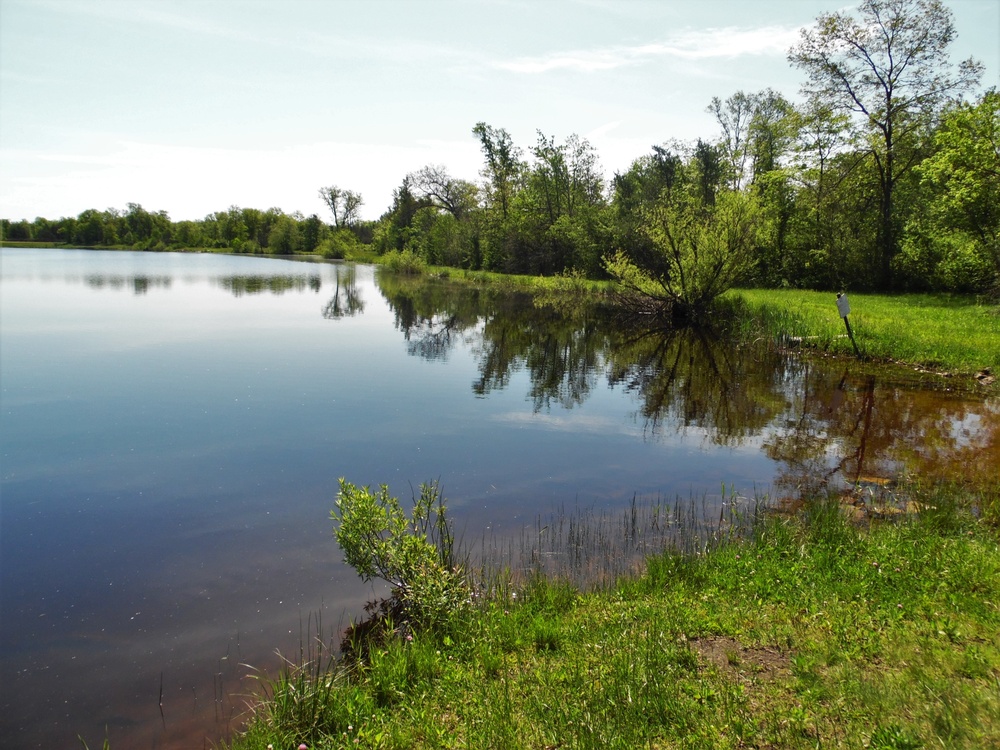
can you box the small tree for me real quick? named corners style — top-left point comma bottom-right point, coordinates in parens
top-left (604, 190), bottom-right (762, 321)
top-left (267, 215), bottom-right (300, 255)
top-left (912, 90), bottom-right (1000, 294)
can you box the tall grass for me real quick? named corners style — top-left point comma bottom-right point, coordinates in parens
top-left (473, 487), bottom-right (765, 592)
top-left (430, 266), bottom-right (615, 298)
top-left (378, 249), bottom-right (427, 274)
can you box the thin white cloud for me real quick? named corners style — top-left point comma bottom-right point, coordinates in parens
top-left (28, 0), bottom-right (260, 42)
top-left (499, 50), bottom-right (633, 74)
top-left (659, 26), bottom-right (804, 59)
top-left (495, 24), bottom-right (804, 74)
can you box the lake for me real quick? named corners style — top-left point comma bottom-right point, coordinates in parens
top-left (1, 248), bottom-right (996, 748)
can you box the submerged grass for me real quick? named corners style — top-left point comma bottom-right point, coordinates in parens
top-left (729, 288), bottom-right (1000, 375)
top-left (224, 481), bottom-right (1000, 749)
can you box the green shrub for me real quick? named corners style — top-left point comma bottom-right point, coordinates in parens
top-left (332, 479), bottom-right (467, 629)
top-left (604, 190), bottom-right (762, 321)
top-left (318, 228), bottom-right (363, 260)
top-left (380, 249), bottom-right (427, 274)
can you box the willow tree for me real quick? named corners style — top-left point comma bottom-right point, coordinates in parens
top-left (789, 0), bottom-right (982, 289)
top-left (604, 190), bottom-right (762, 322)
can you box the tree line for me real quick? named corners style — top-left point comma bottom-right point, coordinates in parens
top-left (3, 1), bottom-right (997, 303)
top-left (0, 201), bottom-right (372, 258)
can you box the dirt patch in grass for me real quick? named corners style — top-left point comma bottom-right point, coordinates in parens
top-left (691, 636), bottom-right (792, 682)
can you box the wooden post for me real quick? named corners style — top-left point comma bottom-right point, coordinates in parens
top-left (836, 292), bottom-right (862, 358)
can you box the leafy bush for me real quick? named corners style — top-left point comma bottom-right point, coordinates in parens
top-left (318, 228), bottom-right (364, 260)
top-left (604, 190), bottom-right (762, 321)
top-left (234, 238), bottom-right (260, 254)
top-left (332, 479), bottom-right (467, 629)
top-left (898, 226), bottom-right (994, 293)
top-left (379, 249), bottom-right (427, 274)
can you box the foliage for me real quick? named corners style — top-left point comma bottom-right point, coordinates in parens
top-left (318, 228), bottom-right (364, 260)
top-left (267, 214), bottom-right (301, 255)
top-left (379, 248), bottom-right (427, 275)
top-left (605, 190), bottom-right (762, 320)
top-left (332, 479), bottom-right (466, 628)
top-left (910, 90), bottom-right (1000, 296)
top-left (788, 0), bottom-right (983, 289)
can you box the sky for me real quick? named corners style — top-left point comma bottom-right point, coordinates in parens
top-left (1, 0), bottom-right (998, 224)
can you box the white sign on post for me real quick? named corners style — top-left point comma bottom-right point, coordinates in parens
top-left (836, 293), bottom-right (851, 319)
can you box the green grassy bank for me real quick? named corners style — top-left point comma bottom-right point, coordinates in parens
top-left (227, 483), bottom-right (1000, 750)
top-left (728, 289), bottom-right (1000, 377)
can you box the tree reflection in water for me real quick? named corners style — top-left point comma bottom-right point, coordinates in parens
top-left (217, 273), bottom-right (322, 296)
top-left (372, 272), bottom-right (999, 497)
top-left (322, 264), bottom-right (365, 320)
top-left (765, 366), bottom-right (1000, 499)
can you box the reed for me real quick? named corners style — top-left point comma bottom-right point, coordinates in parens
top-left (469, 487), bottom-right (766, 593)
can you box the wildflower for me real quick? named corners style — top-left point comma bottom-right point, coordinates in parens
top-left (406, 634), bottom-right (413, 642)
top-left (299, 744), bottom-right (308, 750)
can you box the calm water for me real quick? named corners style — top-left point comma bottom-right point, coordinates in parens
top-left (1, 249), bottom-right (996, 749)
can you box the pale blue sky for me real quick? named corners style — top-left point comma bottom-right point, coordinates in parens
top-left (1, 0), bottom-right (997, 223)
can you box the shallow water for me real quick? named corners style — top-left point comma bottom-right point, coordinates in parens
top-left (1, 248), bottom-right (995, 748)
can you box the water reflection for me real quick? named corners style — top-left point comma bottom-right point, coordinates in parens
top-left (375, 272), bottom-right (998, 492)
top-left (765, 366), bottom-right (1000, 497)
top-left (480, 301), bottom-right (604, 411)
top-left (605, 325), bottom-right (792, 444)
top-left (376, 271), bottom-right (481, 360)
top-left (216, 274), bottom-right (322, 296)
top-left (85, 274), bottom-right (173, 294)
top-left (322, 265), bottom-right (366, 320)
top-left (80, 271), bottom-right (326, 296)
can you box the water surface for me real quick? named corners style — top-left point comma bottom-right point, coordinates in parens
top-left (1, 249), bottom-right (995, 748)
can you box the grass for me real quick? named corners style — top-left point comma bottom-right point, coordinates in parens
top-left (729, 288), bottom-right (1000, 376)
top-left (224, 481), bottom-right (1000, 750)
top-left (421, 265), bottom-right (615, 297)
